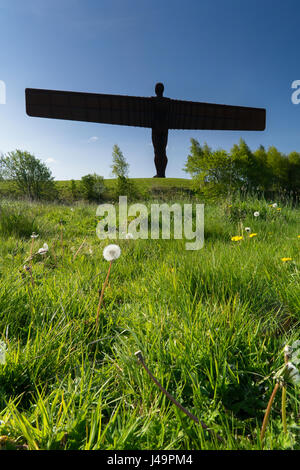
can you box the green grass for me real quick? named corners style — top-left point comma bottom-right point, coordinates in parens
top-left (0, 194), bottom-right (299, 450)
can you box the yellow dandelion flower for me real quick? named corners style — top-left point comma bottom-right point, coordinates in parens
top-left (231, 236), bottom-right (243, 241)
top-left (297, 235), bottom-right (300, 238)
top-left (281, 257), bottom-right (292, 262)
top-left (277, 208), bottom-right (281, 211)
top-left (249, 233), bottom-right (257, 238)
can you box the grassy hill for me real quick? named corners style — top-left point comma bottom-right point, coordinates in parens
top-left (57, 177), bottom-right (194, 200)
top-left (0, 177), bottom-right (194, 201)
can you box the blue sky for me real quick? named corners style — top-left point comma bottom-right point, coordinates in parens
top-left (0, 0), bottom-right (300, 180)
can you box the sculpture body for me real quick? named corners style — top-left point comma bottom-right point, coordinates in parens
top-left (25, 82), bottom-right (266, 177)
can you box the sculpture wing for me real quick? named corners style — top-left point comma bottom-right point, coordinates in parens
top-left (168, 98), bottom-right (266, 131)
top-left (25, 88), bottom-right (154, 128)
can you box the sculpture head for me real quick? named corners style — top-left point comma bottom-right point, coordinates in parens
top-left (155, 82), bottom-right (164, 97)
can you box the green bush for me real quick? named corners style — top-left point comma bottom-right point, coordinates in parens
top-left (80, 173), bottom-right (106, 202)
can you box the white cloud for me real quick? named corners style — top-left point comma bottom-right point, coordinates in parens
top-left (88, 136), bottom-right (99, 143)
top-left (45, 158), bottom-right (56, 164)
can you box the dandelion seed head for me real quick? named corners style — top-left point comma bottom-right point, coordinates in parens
top-left (38, 243), bottom-right (49, 255)
top-left (103, 244), bottom-right (121, 261)
top-left (254, 211), bottom-right (260, 217)
top-left (286, 362), bottom-right (300, 385)
top-left (272, 203), bottom-right (278, 208)
top-left (245, 227), bottom-right (251, 233)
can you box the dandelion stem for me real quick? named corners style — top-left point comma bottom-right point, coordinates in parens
top-left (29, 238), bottom-right (34, 269)
top-left (282, 348), bottom-right (289, 434)
top-left (28, 238), bottom-right (35, 286)
top-left (72, 238), bottom-right (87, 261)
top-left (260, 381), bottom-right (280, 443)
top-left (135, 351), bottom-right (223, 444)
top-left (51, 242), bottom-right (57, 263)
top-left (282, 385), bottom-right (287, 434)
top-left (60, 227), bottom-right (64, 257)
top-left (29, 266), bottom-right (35, 287)
top-left (96, 260), bottom-right (112, 327)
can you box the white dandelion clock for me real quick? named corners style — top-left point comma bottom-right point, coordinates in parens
top-left (272, 203), bottom-right (278, 208)
top-left (38, 243), bottom-right (49, 255)
top-left (254, 211), bottom-right (260, 217)
top-left (286, 362), bottom-right (300, 385)
top-left (0, 340), bottom-right (7, 365)
top-left (245, 227), bottom-right (251, 233)
top-left (103, 244), bottom-right (121, 262)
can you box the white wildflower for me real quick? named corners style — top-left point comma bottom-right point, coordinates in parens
top-left (254, 211), bottom-right (260, 217)
top-left (103, 244), bottom-right (121, 262)
top-left (38, 243), bottom-right (49, 255)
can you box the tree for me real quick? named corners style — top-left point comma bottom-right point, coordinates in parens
top-left (111, 145), bottom-right (129, 178)
top-left (80, 173), bottom-right (105, 202)
top-left (183, 139), bottom-right (235, 196)
top-left (253, 145), bottom-right (272, 191)
top-left (266, 146), bottom-right (289, 191)
top-left (0, 150), bottom-right (56, 200)
top-left (287, 151), bottom-right (300, 194)
top-left (184, 137), bottom-right (299, 198)
top-left (110, 144), bottom-right (139, 199)
top-left (70, 179), bottom-right (79, 200)
top-left (183, 139), bottom-right (212, 180)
